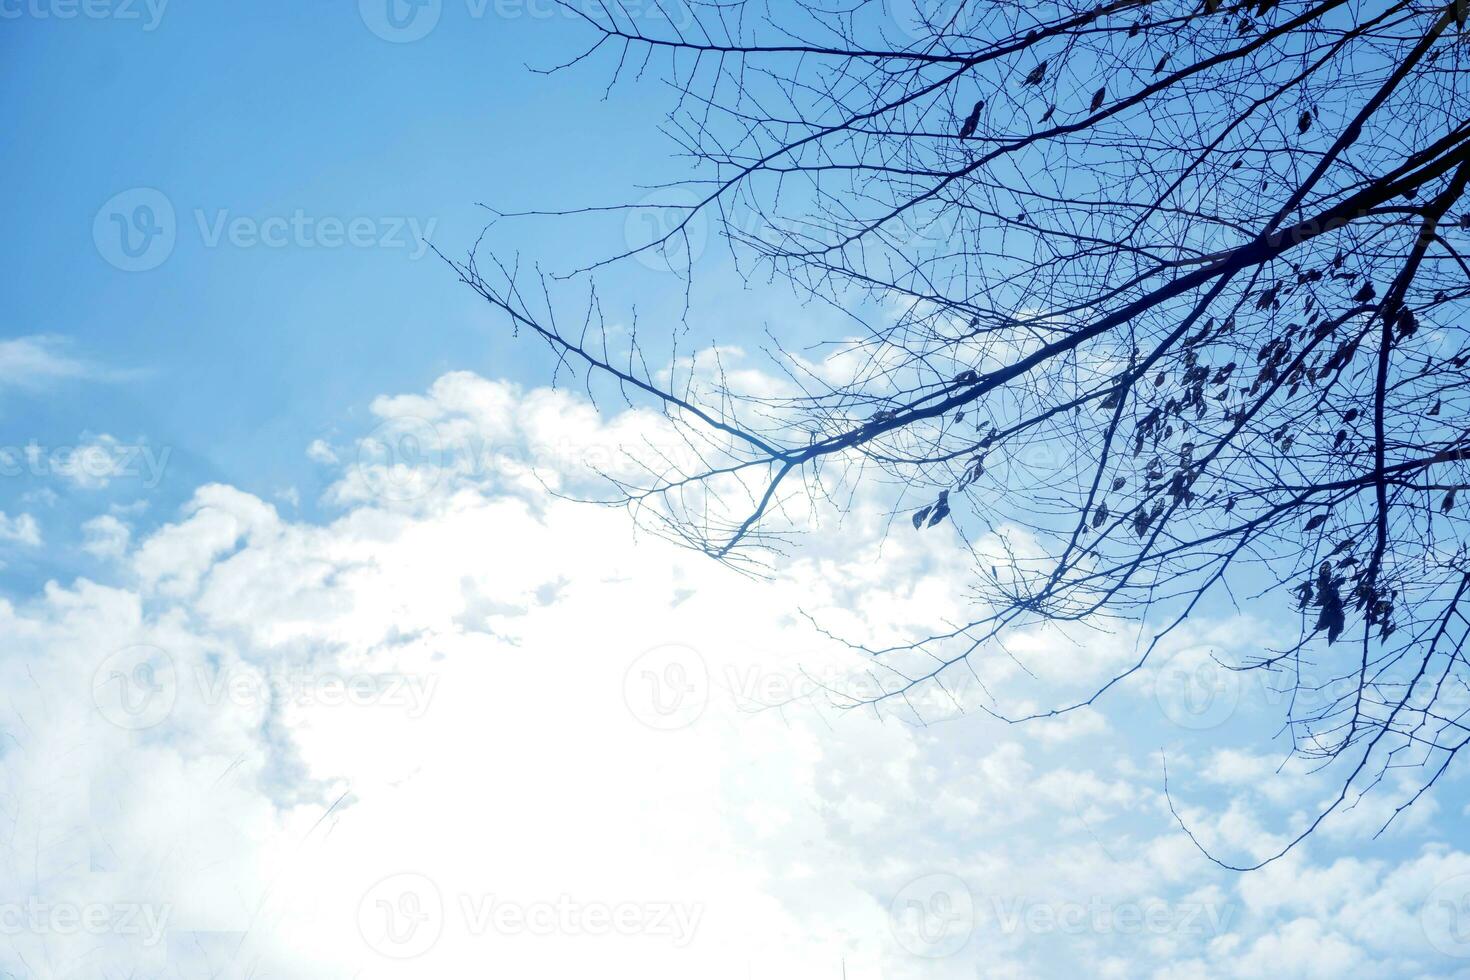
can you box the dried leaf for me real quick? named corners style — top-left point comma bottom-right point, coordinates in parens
top-left (958, 100), bottom-right (984, 138)
top-left (927, 491), bottom-right (952, 528)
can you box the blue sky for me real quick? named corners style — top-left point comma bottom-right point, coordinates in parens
top-left (7, 3), bottom-right (1470, 978)
top-left (2, 0), bottom-right (721, 583)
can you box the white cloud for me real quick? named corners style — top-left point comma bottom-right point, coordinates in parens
top-left (1, 371), bottom-right (1467, 979)
top-left (81, 514), bottom-right (131, 559)
top-left (307, 439), bottom-right (339, 465)
top-left (1228, 918), bottom-right (1363, 978)
top-left (0, 510), bottom-right (40, 546)
top-left (0, 334), bottom-right (126, 389)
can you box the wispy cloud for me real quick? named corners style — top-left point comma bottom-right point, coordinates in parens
top-left (0, 334), bottom-right (131, 389)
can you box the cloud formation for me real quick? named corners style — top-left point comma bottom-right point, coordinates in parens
top-left (4, 372), bottom-right (1470, 979)
top-left (0, 336), bottom-right (127, 391)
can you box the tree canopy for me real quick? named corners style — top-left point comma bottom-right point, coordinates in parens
top-left (451, 0), bottom-right (1470, 866)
